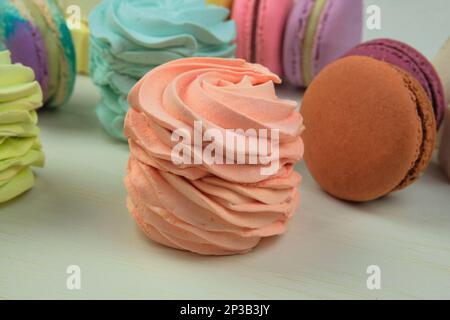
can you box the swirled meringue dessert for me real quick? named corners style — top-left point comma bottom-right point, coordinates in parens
top-left (0, 51), bottom-right (44, 203)
top-left (124, 57), bottom-right (304, 255)
top-left (89, 0), bottom-right (236, 141)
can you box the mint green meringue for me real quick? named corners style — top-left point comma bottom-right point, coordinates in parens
top-left (89, 0), bottom-right (236, 141)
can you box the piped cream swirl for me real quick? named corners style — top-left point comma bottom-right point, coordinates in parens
top-left (125, 58), bottom-right (304, 255)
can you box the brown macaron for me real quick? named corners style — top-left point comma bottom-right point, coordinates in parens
top-left (301, 55), bottom-right (436, 202)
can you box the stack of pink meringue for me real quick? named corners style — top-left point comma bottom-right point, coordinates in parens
top-left (124, 58), bottom-right (304, 255)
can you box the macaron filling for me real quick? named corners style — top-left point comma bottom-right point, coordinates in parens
top-left (393, 66), bottom-right (436, 191)
top-left (301, 0), bottom-right (328, 86)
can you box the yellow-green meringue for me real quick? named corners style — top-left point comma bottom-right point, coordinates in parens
top-left (0, 50), bottom-right (44, 203)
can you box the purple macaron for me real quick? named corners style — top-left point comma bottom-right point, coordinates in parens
top-left (283, 0), bottom-right (363, 88)
top-left (346, 38), bottom-right (446, 129)
top-left (5, 19), bottom-right (49, 98)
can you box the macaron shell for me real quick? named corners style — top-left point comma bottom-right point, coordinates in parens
top-left (43, 0), bottom-right (76, 107)
top-left (312, 0), bottom-right (363, 78)
top-left (23, 0), bottom-right (61, 103)
top-left (231, 0), bottom-right (256, 62)
top-left (24, 0), bottom-right (75, 108)
top-left (347, 39), bottom-right (445, 128)
top-left (0, 0), bottom-right (75, 108)
top-left (255, 0), bottom-right (293, 76)
top-left (0, 1), bottom-right (49, 97)
top-left (283, 0), bottom-right (315, 87)
top-left (301, 56), bottom-right (435, 202)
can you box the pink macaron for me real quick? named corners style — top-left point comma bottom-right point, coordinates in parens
top-left (283, 0), bottom-right (363, 87)
top-left (232, 0), bottom-right (293, 76)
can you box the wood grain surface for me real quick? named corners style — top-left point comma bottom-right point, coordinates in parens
top-left (0, 0), bottom-right (449, 299)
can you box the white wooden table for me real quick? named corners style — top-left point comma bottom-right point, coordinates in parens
top-left (1, 0), bottom-right (449, 299)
